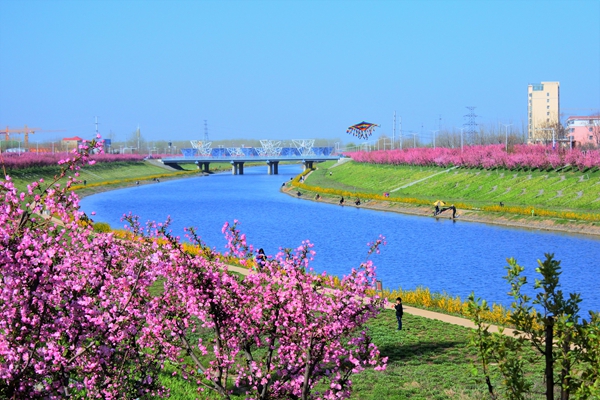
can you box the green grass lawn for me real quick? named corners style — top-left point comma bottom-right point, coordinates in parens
top-left (310, 161), bottom-right (600, 213)
top-left (158, 309), bottom-right (546, 400)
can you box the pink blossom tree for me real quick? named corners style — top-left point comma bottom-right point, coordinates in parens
top-left (144, 222), bottom-right (388, 400)
top-left (0, 139), bottom-right (167, 398)
top-left (1, 139), bottom-right (387, 399)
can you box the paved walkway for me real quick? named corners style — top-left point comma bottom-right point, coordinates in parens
top-left (226, 264), bottom-right (518, 337)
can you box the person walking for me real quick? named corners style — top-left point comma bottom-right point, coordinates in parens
top-left (256, 248), bottom-right (267, 270)
top-left (395, 297), bottom-right (404, 330)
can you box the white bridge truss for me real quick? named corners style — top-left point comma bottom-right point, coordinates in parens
top-left (292, 139), bottom-right (316, 156)
top-left (190, 140), bottom-right (213, 156)
top-left (226, 147), bottom-right (246, 156)
top-left (189, 139), bottom-right (318, 157)
top-left (257, 139), bottom-right (282, 156)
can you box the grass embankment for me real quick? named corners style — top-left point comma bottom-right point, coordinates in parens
top-left (295, 160), bottom-right (600, 226)
top-left (158, 309), bottom-right (544, 400)
top-left (4, 160), bottom-right (232, 197)
top-left (3, 160), bottom-right (553, 399)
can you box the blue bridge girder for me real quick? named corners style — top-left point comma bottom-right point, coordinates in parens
top-left (160, 154), bottom-right (341, 175)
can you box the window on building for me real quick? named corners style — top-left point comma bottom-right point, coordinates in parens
top-left (571, 128), bottom-right (575, 133)
top-left (590, 136), bottom-right (594, 141)
top-left (547, 112), bottom-right (550, 116)
top-left (547, 99), bottom-right (550, 103)
top-left (547, 93), bottom-right (550, 96)
top-left (590, 128), bottom-right (594, 132)
top-left (547, 106), bottom-right (550, 109)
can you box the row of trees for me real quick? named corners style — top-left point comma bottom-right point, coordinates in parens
top-left (0, 152), bottom-right (147, 171)
top-left (0, 139), bottom-right (387, 399)
top-left (349, 144), bottom-right (600, 171)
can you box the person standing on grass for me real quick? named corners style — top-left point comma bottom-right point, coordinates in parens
top-left (395, 297), bottom-right (403, 330)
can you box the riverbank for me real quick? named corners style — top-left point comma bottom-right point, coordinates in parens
top-left (283, 178), bottom-right (600, 238)
top-left (282, 158), bottom-right (600, 237)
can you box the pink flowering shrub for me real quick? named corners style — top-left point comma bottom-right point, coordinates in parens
top-left (1, 139), bottom-right (387, 399)
top-left (0, 151), bottom-right (147, 171)
top-left (144, 222), bottom-right (387, 399)
top-left (0, 139), bottom-right (166, 398)
top-left (348, 144), bottom-right (600, 171)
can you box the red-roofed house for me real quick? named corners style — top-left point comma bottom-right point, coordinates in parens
top-left (62, 136), bottom-right (83, 152)
top-left (565, 116), bottom-right (600, 148)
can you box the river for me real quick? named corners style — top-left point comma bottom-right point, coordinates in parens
top-left (80, 164), bottom-right (600, 314)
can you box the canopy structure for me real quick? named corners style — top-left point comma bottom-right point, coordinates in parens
top-left (346, 121), bottom-right (379, 140)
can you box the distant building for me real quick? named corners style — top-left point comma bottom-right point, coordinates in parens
top-left (565, 116), bottom-right (600, 148)
top-left (62, 136), bottom-right (83, 152)
top-left (527, 81), bottom-right (560, 144)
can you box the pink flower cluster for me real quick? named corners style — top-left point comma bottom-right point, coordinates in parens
top-left (349, 144), bottom-right (600, 171)
top-left (1, 139), bottom-right (387, 399)
top-left (0, 152), bottom-right (148, 171)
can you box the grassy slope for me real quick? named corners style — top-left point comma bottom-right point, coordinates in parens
top-left (3, 161), bottom-right (234, 196)
top-left (4, 160), bottom-right (552, 399)
top-left (160, 310), bottom-right (545, 400)
top-left (309, 161), bottom-right (600, 212)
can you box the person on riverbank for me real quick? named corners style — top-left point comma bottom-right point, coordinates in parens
top-left (339, 196), bottom-right (344, 206)
top-left (395, 297), bottom-right (404, 330)
top-left (355, 198), bottom-right (361, 206)
top-left (434, 204), bottom-right (457, 219)
top-left (256, 248), bottom-right (266, 270)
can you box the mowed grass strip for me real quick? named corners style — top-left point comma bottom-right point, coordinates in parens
top-left (159, 309), bottom-right (545, 400)
top-left (310, 161), bottom-right (600, 213)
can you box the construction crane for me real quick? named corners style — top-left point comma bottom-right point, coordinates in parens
top-left (2, 125), bottom-right (66, 147)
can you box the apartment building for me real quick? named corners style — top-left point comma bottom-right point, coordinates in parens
top-left (527, 81), bottom-right (560, 144)
top-left (565, 116), bottom-right (600, 147)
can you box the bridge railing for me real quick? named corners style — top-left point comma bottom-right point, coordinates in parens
top-left (179, 147), bottom-right (337, 158)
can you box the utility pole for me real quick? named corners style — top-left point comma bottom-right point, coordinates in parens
top-left (410, 131), bottom-right (418, 148)
top-left (399, 116), bottom-right (403, 149)
top-left (456, 127), bottom-right (465, 152)
top-left (95, 116), bottom-right (99, 137)
top-left (392, 112), bottom-right (396, 150)
top-left (204, 120), bottom-right (209, 142)
top-left (502, 123), bottom-right (512, 152)
top-left (537, 128), bottom-right (556, 149)
top-left (431, 130), bottom-right (439, 149)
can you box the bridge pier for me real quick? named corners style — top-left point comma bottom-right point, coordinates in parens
top-left (302, 160), bottom-right (314, 171)
top-left (196, 161), bottom-right (210, 173)
top-left (231, 161), bottom-right (245, 175)
top-left (266, 160), bottom-right (279, 175)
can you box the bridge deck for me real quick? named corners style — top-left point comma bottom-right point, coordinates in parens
top-left (160, 155), bottom-right (340, 164)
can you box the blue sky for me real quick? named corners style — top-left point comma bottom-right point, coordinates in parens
top-left (1, 0), bottom-right (599, 145)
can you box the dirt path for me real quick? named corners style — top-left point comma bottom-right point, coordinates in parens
top-left (227, 264), bottom-right (518, 336)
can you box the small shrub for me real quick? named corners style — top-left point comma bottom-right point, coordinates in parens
top-left (92, 222), bottom-right (111, 233)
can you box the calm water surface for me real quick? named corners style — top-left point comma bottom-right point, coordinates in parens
top-left (80, 165), bottom-right (600, 314)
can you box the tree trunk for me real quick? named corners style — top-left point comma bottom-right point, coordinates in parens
top-left (545, 316), bottom-right (554, 400)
